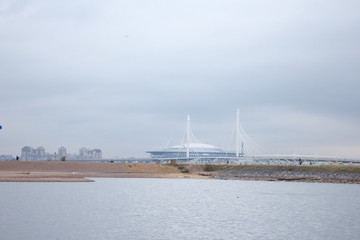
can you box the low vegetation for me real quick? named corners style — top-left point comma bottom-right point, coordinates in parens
top-left (221, 164), bottom-right (360, 173)
top-left (173, 163), bottom-right (360, 174)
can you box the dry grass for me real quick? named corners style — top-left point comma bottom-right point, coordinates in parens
top-left (223, 164), bottom-right (360, 173)
top-left (173, 163), bottom-right (360, 173)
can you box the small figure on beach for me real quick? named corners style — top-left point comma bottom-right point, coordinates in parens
top-left (16, 156), bottom-right (19, 161)
top-left (298, 158), bottom-right (303, 165)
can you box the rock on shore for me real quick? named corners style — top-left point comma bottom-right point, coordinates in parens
top-left (215, 169), bottom-right (360, 184)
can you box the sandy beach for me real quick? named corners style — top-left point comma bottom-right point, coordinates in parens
top-left (0, 161), bottom-right (209, 182)
top-left (1, 161), bottom-right (360, 183)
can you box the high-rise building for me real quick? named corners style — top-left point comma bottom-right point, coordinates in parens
top-left (79, 147), bottom-right (102, 160)
top-left (21, 146), bottom-right (34, 161)
top-left (79, 147), bottom-right (89, 157)
top-left (36, 146), bottom-right (45, 156)
top-left (93, 149), bottom-right (102, 159)
top-left (58, 146), bottom-right (67, 158)
top-left (19, 146), bottom-right (102, 161)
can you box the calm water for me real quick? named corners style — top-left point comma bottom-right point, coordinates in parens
top-left (1, 178), bottom-right (360, 240)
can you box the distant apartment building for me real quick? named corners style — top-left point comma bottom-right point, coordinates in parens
top-left (79, 147), bottom-right (102, 160)
top-left (35, 146), bottom-right (45, 156)
top-left (21, 146), bottom-right (37, 161)
top-left (21, 146), bottom-right (52, 161)
top-left (58, 146), bottom-right (67, 159)
top-left (20, 146), bottom-right (102, 161)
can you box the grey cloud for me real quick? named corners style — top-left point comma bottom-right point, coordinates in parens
top-left (1, 0), bottom-right (360, 158)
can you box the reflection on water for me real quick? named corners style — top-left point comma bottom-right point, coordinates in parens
top-left (1, 179), bottom-right (360, 240)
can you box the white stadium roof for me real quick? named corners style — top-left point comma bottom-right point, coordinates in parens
top-left (167, 143), bottom-right (222, 152)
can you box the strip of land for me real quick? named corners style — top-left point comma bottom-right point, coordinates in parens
top-left (0, 161), bottom-right (360, 184)
top-left (0, 161), bottom-right (209, 182)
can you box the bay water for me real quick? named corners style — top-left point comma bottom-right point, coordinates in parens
top-left (1, 178), bottom-right (360, 240)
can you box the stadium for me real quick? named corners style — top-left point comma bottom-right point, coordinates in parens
top-left (146, 110), bottom-right (359, 164)
top-left (146, 142), bottom-right (238, 160)
top-left (146, 111), bottom-right (250, 162)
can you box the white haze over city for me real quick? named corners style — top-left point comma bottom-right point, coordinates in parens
top-left (1, 0), bottom-right (359, 158)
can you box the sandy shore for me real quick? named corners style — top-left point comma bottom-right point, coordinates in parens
top-left (1, 161), bottom-right (360, 183)
top-left (0, 161), bottom-right (208, 182)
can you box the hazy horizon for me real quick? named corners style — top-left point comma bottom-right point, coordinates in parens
top-left (1, 1), bottom-right (360, 158)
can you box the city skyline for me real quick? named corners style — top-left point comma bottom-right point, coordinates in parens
top-left (1, 1), bottom-right (360, 158)
top-left (20, 146), bottom-right (102, 161)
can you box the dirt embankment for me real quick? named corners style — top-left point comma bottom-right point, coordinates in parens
top-left (0, 161), bottom-right (201, 182)
top-left (0, 161), bottom-right (179, 173)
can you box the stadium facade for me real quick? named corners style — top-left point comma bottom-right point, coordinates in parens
top-left (147, 142), bottom-right (238, 160)
top-left (146, 112), bottom-right (246, 161)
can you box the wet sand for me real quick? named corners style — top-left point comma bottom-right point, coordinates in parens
top-left (1, 161), bottom-right (360, 183)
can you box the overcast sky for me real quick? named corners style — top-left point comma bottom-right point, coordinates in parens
top-left (1, 0), bottom-right (359, 158)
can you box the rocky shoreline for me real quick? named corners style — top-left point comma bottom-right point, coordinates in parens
top-left (213, 169), bottom-right (360, 184)
top-left (183, 163), bottom-right (360, 184)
